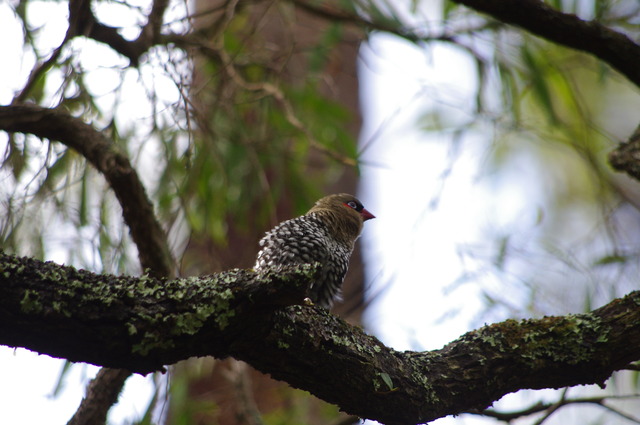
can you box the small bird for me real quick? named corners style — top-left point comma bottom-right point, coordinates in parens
top-left (255, 193), bottom-right (375, 308)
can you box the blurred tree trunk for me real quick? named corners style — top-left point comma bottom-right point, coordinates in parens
top-left (171, 2), bottom-right (366, 423)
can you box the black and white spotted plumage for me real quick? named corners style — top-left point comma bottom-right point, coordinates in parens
top-left (254, 193), bottom-right (375, 308)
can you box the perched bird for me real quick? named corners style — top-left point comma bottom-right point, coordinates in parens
top-left (255, 193), bottom-right (375, 308)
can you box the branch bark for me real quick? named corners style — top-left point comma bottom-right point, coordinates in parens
top-left (66, 368), bottom-right (131, 425)
top-left (0, 104), bottom-right (173, 279)
top-left (49, 0), bottom-right (640, 90)
top-left (291, 0), bottom-right (640, 89)
top-left (451, 0), bottom-right (640, 87)
top-left (609, 124), bottom-right (640, 181)
top-left (0, 104), bottom-right (174, 425)
top-left (67, 0), bottom-right (171, 65)
top-left (2, 251), bottom-right (639, 425)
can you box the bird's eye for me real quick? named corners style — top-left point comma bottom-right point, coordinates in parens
top-left (347, 201), bottom-right (358, 209)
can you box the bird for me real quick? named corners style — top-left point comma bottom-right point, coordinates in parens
top-left (254, 193), bottom-right (375, 308)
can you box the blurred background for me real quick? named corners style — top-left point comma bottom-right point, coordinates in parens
top-left (1, 0), bottom-right (640, 424)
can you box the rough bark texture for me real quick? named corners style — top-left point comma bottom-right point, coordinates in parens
top-left (66, 368), bottom-right (131, 425)
top-left (610, 124), bottom-right (640, 180)
top-left (2, 251), bottom-right (639, 425)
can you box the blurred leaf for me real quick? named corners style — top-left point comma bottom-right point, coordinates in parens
top-left (308, 23), bottom-right (343, 73)
top-left (520, 44), bottom-right (559, 125)
top-left (418, 110), bottom-right (445, 132)
top-left (632, 368), bottom-right (640, 391)
top-left (592, 254), bottom-right (628, 267)
top-left (35, 148), bottom-right (74, 197)
top-left (167, 365), bottom-right (219, 425)
top-left (79, 167), bottom-right (89, 227)
top-left (496, 60), bottom-right (520, 124)
top-left (442, 0), bottom-right (458, 20)
top-left (134, 376), bottom-right (159, 425)
top-left (27, 71), bottom-right (47, 103)
top-left (494, 235), bottom-right (510, 271)
top-left (7, 135), bottom-right (27, 179)
top-left (49, 361), bottom-right (73, 398)
top-left (548, 0), bottom-right (562, 10)
top-left (583, 289), bottom-right (593, 312)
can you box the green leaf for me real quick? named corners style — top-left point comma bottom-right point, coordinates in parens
top-left (521, 44), bottom-right (559, 125)
top-left (380, 372), bottom-right (394, 391)
top-left (79, 167), bottom-right (89, 227)
top-left (49, 361), bottom-right (73, 398)
top-left (592, 254), bottom-right (628, 267)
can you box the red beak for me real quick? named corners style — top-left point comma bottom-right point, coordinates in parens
top-left (360, 208), bottom-right (375, 221)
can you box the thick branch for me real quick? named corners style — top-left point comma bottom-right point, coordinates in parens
top-left (291, 0), bottom-right (640, 88)
top-left (2, 251), bottom-right (639, 425)
top-left (0, 104), bottom-right (172, 278)
top-left (452, 0), bottom-right (640, 87)
top-left (68, 0), bottom-right (171, 65)
top-left (0, 252), bottom-right (313, 372)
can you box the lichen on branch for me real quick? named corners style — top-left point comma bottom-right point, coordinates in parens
top-left (1, 251), bottom-right (640, 424)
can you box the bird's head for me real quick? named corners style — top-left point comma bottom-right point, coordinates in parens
top-left (307, 193), bottom-right (375, 245)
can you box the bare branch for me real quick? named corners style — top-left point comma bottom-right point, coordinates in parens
top-left (66, 368), bottom-right (131, 425)
top-left (473, 392), bottom-right (640, 424)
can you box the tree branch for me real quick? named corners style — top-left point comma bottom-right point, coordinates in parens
top-left (66, 368), bottom-right (131, 425)
top-left (0, 104), bottom-right (174, 424)
top-left (290, 0), bottom-right (640, 89)
top-left (66, 0), bottom-right (172, 66)
top-left (609, 123), bottom-right (640, 181)
top-left (0, 104), bottom-right (173, 279)
top-left (473, 394), bottom-right (640, 422)
top-left (2, 251), bottom-right (639, 425)
top-left (451, 0), bottom-right (640, 87)
top-left (0, 252), bottom-right (314, 372)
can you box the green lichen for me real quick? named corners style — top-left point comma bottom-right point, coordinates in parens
top-left (331, 333), bottom-right (353, 347)
top-left (210, 287), bottom-right (236, 330)
top-left (125, 274), bottom-right (243, 356)
top-left (127, 322), bottom-right (138, 335)
top-left (132, 330), bottom-right (176, 356)
top-left (475, 314), bottom-right (610, 366)
top-left (20, 290), bottom-right (43, 314)
top-left (372, 376), bottom-right (382, 392)
top-left (406, 354), bottom-right (439, 405)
